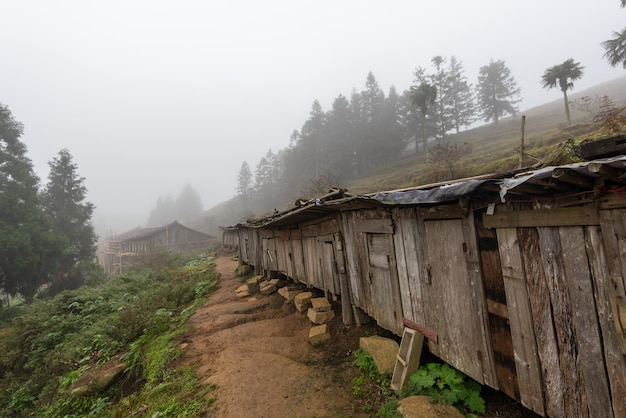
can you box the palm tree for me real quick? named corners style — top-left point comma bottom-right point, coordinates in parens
top-left (409, 82), bottom-right (437, 158)
top-left (602, 28), bottom-right (626, 69)
top-left (541, 58), bottom-right (584, 126)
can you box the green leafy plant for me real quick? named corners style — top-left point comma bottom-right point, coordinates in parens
top-left (352, 349), bottom-right (394, 412)
top-left (403, 363), bottom-right (485, 415)
top-left (0, 250), bottom-right (218, 417)
top-left (377, 399), bottom-right (402, 418)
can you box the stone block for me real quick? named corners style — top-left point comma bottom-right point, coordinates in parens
top-left (307, 307), bottom-right (335, 324)
top-left (234, 285), bottom-right (250, 298)
top-left (294, 291), bottom-right (313, 313)
top-left (311, 297), bottom-right (332, 312)
top-left (259, 283), bottom-right (277, 295)
top-left (359, 336), bottom-right (399, 375)
top-left (398, 396), bottom-right (464, 418)
top-left (308, 324), bottom-right (331, 346)
top-left (278, 285), bottom-right (305, 302)
top-left (246, 276), bottom-right (261, 290)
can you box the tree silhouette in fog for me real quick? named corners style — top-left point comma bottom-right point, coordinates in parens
top-left (476, 59), bottom-right (521, 124)
top-left (541, 58), bottom-right (584, 126)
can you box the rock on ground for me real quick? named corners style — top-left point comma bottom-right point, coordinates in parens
top-left (359, 335), bottom-right (399, 375)
top-left (398, 395), bottom-right (465, 418)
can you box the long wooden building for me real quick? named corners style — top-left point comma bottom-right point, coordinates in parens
top-left (225, 156), bottom-right (626, 418)
top-left (99, 221), bottom-right (216, 275)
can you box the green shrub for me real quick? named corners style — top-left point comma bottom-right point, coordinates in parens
top-left (0, 251), bottom-right (218, 417)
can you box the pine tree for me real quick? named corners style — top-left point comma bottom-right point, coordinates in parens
top-left (324, 94), bottom-right (353, 180)
top-left (446, 56), bottom-right (476, 133)
top-left (409, 80), bottom-right (437, 158)
top-left (0, 104), bottom-right (64, 300)
top-left (43, 149), bottom-right (97, 283)
top-left (175, 183), bottom-right (203, 222)
top-left (430, 56), bottom-right (451, 139)
top-left (360, 72), bottom-right (386, 170)
top-left (147, 195), bottom-right (175, 226)
top-left (476, 59), bottom-right (521, 124)
top-left (236, 161), bottom-right (253, 216)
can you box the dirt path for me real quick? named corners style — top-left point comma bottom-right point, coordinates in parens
top-left (178, 254), bottom-right (539, 418)
top-left (179, 255), bottom-right (369, 418)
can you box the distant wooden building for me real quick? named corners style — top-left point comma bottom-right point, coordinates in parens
top-left (98, 221), bottom-right (216, 275)
top-left (227, 156), bottom-right (626, 418)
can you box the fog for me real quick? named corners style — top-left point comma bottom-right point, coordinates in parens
top-left (1, 0), bottom-right (624, 234)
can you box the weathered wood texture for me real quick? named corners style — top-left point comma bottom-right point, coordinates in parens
top-left (496, 227), bottom-right (545, 414)
top-left (518, 227), bottom-right (565, 418)
top-left (474, 212), bottom-right (519, 400)
top-left (421, 218), bottom-right (492, 385)
top-left (101, 222), bottom-right (215, 275)
top-left (585, 224), bottom-right (626, 418)
top-left (341, 209), bottom-right (403, 334)
top-left (222, 228), bottom-right (239, 248)
top-left (230, 196), bottom-right (626, 418)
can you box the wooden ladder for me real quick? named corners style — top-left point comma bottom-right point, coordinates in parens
top-left (391, 327), bottom-right (424, 390)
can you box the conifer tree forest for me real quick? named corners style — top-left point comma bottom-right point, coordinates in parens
top-left (0, 103), bottom-right (98, 303)
top-left (237, 57), bottom-right (522, 217)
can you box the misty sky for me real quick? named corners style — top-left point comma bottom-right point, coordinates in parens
top-left (1, 0), bottom-right (624, 234)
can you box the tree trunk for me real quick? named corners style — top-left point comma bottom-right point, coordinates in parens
top-left (563, 90), bottom-right (571, 126)
top-left (421, 113), bottom-right (429, 160)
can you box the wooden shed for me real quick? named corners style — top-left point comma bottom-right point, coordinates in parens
top-left (228, 157), bottom-right (626, 418)
top-left (98, 221), bottom-right (216, 275)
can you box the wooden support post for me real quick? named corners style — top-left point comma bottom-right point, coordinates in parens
top-left (519, 115), bottom-right (526, 169)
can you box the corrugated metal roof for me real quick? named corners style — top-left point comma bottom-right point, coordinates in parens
top-left (238, 155), bottom-right (626, 229)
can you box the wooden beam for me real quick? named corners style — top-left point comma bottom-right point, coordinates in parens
top-left (483, 206), bottom-right (599, 228)
top-left (552, 168), bottom-right (595, 189)
top-left (418, 204), bottom-right (466, 220)
top-left (403, 317), bottom-right (438, 343)
top-left (355, 218), bottom-right (394, 234)
top-left (588, 162), bottom-right (626, 183)
top-left (487, 299), bottom-right (509, 319)
top-left (597, 192), bottom-right (626, 210)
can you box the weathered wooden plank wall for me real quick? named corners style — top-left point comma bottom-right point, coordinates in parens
top-left (485, 200), bottom-right (626, 418)
top-left (229, 194), bottom-right (626, 418)
top-left (340, 209), bottom-right (403, 334)
top-left (223, 228), bottom-right (239, 248)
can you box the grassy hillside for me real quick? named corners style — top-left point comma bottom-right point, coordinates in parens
top-left (0, 250), bottom-right (219, 417)
top-left (199, 74), bottom-right (626, 231)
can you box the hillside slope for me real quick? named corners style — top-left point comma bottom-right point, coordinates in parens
top-left (198, 74), bottom-right (626, 233)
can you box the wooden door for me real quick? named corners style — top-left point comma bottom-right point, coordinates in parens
top-left (319, 237), bottom-right (340, 295)
top-left (423, 219), bottom-right (487, 384)
top-left (365, 233), bottom-right (403, 334)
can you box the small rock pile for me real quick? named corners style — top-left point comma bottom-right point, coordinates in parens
top-left (233, 273), bottom-right (335, 346)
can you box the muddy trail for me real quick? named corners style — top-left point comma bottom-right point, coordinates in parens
top-left (178, 254), bottom-right (539, 418)
top-left (178, 254), bottom-right (375, 418)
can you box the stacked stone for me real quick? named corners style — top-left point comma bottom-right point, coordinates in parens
top-left (259, 278), bottom-right (279, 295)
top-left (277, 284), bottom-right (306, 302)
top-left (294, 291), bottom-right (313, 313)
top-left (307, 297), bottom-right (335, 324)
top-left (306, 297), bottom-right (334, 346)
top-left (234, 274), bottom-right (263, 298)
